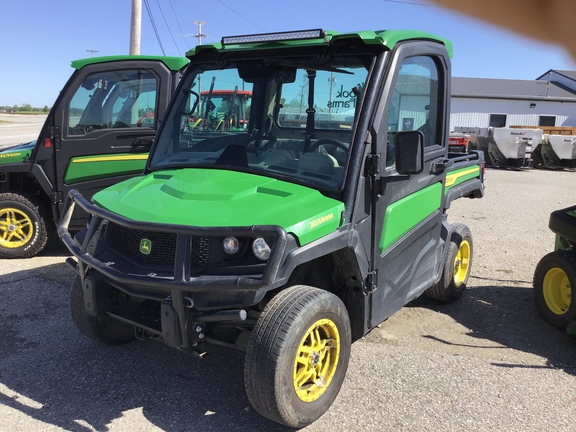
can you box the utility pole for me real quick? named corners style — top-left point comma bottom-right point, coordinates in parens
top-left (130, 0), bottom-right (142, 55)
top-left (192, 20), bottom-right (207, 45)
top-left (86, 50), bottom-right (99, 58)
top-left (328, 73), bottom-right (336, 113)
top-left (192, 21), bottom-right (207, 93)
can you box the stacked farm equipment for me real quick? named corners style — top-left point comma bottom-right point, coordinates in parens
top-left (532, 134), bottom-right (576, 169)
top-left (452, 126), bottom-right (576, 170)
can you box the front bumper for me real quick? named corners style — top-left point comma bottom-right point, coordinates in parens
top-left (58, 189), bottom-right (291, 351)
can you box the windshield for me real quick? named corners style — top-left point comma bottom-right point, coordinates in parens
top-left (149, 55), bottom-right (372, 191)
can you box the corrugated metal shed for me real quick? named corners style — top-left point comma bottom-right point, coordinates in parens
top-left (450, 70), bottom-right (576, 129)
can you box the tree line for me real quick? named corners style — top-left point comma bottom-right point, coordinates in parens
top-left (0, 104), bottom-right (51, 113)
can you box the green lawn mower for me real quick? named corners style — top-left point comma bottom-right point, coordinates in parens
top-left (534, 205), bottom-right (576, 336)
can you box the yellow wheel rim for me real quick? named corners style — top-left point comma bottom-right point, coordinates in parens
top-left (543, 267), bottom-right (572, 315)
top-left (0, 207), bottom-right (34, 249)
top-left (293, 318), bottom-right (340, 402)
top-left (453, 239), bottom-right (471, 287)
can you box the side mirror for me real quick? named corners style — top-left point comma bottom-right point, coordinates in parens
top-left (395, 130), bottom-right (424, 175)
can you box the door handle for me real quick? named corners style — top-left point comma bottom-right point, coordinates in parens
top-left (131, 135), bottom-right (154, 149)
top-left (431, 157), bottom-right (453, 174)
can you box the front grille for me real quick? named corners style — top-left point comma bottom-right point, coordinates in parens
top-left (106, 222), bottom-right (211, 269)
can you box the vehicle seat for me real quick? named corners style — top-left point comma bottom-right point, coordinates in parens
top-left (297, 152), bottom-right (338, 175)
top-left (258, 149), bottom-right (293, 167)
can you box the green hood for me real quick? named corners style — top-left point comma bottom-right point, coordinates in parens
top-left (93, 169), bottom-right (344, 245)
top-left (0, 141), bottom-right (35, 165)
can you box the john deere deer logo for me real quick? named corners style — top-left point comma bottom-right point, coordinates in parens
top-left (140, 238), bottom-right (152, 255)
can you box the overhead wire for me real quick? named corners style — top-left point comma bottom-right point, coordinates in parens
top-left (380, 0), bottom-right (441, 7)
top-left (143, 0), bottom-right (166, 55)
top-left (168, 0), bottom-right (191, 50)
top-left (153, 0), bottom-right (183, 55)
top-left (217, 0), bottom-right (266, 32)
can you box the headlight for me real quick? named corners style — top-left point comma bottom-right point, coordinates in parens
top-left (223, 236), bottom-right (240, 254)
top-left (252, 238), bottom-right (271, 261)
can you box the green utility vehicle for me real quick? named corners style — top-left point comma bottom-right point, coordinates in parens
top-left (0, 55), bottom-right (188, 258)
top-left (58, 29), bottom-right (485, 427)
top-left (533, 206), bottom-right (576, 336)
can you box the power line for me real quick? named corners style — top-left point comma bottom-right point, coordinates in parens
top-left (168, 0), bottom-right (191, 50)
top-left (153, 0), bottom-right (182, 55)
top-left (217, 0), bottom-right (266, 32)
top-left (380, 0), bottom-right (441, 7)
top-left (143, 0), bottom-right (166, 55)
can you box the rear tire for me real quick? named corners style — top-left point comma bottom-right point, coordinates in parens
top-left (533, 251), bottom-right (576, 329)
top-left (426, 223), bottom-right (473, 302)
top-left (0, 193), bottom-right (48, 258)
top-left (69, 276), bottom-right (135, 345)
top-left (244, 285), bottom-right (351, 428)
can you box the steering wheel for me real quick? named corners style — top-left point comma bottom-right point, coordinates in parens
top-left (309, 138), bottom-right (348, 153)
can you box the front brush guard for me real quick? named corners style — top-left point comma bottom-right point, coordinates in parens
top-left (57, 189), bottom-right (289, 353)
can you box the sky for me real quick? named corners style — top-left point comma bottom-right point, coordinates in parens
top-left (1, 0), bottom-right (575, 108)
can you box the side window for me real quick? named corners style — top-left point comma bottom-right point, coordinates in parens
top-left (386, 56), bottom-right (441, 166)
top-left (68, 69), bottom-right (158, 135)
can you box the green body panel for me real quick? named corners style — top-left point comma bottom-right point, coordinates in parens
top-left (64, 153), bottom-right (149, 184)
top-left (379, 182), bottom-right (443, 253)
top-left (0, 141), bottom-right (35, 165)
top-left (71, 55), bottom-right (188, 71)
top-left (93, 169), bottom-right (344, 245)
top-left (445, 165), bottom-right (481, 192)
top-left (190, 29), bottom-right (451, 58)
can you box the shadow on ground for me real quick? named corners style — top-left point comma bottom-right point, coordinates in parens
top-left (407, 278), bottom-right (576, 374)
top-left (0, 263), bottom-right (290, 432)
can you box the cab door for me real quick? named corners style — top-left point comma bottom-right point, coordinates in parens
top-left (368, 41), bottom-right (451, 326)
top-left (33, 60), bottom-right (179, 228)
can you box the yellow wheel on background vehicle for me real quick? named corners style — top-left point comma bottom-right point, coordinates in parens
top-left (0, 193), bottom-right (48, 259)
top-left (542, 267), bottom-right (571, 315)
top-left (293, 318), bottom-right (340, 402)
top-left (0, 207), bottom-right (34, 248)
top-left (245, 285), bottom-right (351, 428)
top-left (453, 239), bottom-right (471, 287)
top-left (534, 251), bottom-right (576, 329)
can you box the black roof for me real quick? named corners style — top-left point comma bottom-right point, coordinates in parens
top-left (452, 76), bottom-right (576, 101)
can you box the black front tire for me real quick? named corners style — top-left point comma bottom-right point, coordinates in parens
top-left (244, 285), bottom-right (351, 428)
top-left (533, 251), bottom-right (576, 329)
top-left (0, 193), bottom-right (48, 258)
top-left (426, 223), bottom-right (473, 302)
top-left (69, 276), bottom-right (135, 345)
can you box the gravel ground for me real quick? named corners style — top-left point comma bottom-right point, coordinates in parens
top-left (0, 161), bottom-right (575, 429)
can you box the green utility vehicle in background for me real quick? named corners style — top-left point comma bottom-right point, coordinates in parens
top-left (0, 55), bottom-right (187, 258)
top-left (59, 29), bottom-right (485, 427)
top-left (533, 206), bottom-right (576, 336)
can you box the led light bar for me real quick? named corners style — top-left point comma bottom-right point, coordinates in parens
top-left (221, 29), bottom-right (325, 47)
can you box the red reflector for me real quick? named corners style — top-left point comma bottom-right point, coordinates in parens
top-left (44, 137), bottom-right (52, 147)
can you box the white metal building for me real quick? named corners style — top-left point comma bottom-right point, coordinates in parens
top-left (450, 70), bottom-right (576, 131)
